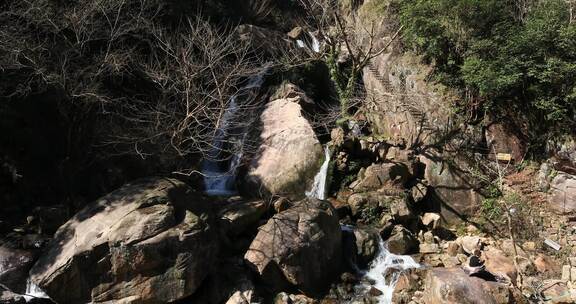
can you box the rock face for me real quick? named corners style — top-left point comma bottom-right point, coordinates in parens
top-left (245, 88), bottom-right (323, 199)
top-left (548, 172), bottom-right (576, 214)
top-left (352, 228), bottom-right (380, 267)
top-left (420, 155), bottom-right (483, 223)
top-left (244, 199), bottom-right (342, 296)
top-left (482, 247), bottom-right (518, 284)
top-left (0, 246), bottom-right (36, 294)
top-left (0, 289), bottom-right (25, 304)
top-left (423, 268), bottom-right (511, 304)
top-left (386, 225), bottom-right (419, 255)
top-left (219, 199), bottom-right (268, 236)
top-left (485, 122), bottom-right (527, 163)
top-left (30, 178), bottom-right (218, 304)
top-left (350, 163), bottom-right (410, 192)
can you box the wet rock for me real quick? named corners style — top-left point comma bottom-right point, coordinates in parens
top-left (244, 199), bottom-right (342, 296)
top-left (245, 87), bottom-right (323, 199)
top-left (393, 269), bottom-right (423, 304)
top-left (387, 226), bottom-right (418, 255)
top-left (423, 268), bottom-right (512, 304)
top-left (353, 228), bottom-right (380, 267)
top-left (0, 246), bottom-right (36, 294)
top-left (30, 178), bottom-right (218, 304)
top-left (548, 172), bottom-right (576, 214)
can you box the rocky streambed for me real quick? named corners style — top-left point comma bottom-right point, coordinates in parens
top-left (2, 69), bottom-right (576, 304)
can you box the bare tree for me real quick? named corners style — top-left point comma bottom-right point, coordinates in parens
top-left (296, 0), bottom-right (402, 117)
top-left (0, 0), bottom-right (265, 173)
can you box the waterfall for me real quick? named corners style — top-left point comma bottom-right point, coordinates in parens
top-left (202, 67), bottom-right (269, 196)
top-left (23, 279), bottom-right (49, 302)
top-left (358, 239), bottom-right (420, 304)
top-left (306, 146), bottom-right (331, 200)
top-left (296, 31), bottom-right (321, 53)
top-left (309, 32), bottom-right (321, 53)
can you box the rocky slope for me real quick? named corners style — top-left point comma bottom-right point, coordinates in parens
top-left (1, 1), bottom-right (576, 304)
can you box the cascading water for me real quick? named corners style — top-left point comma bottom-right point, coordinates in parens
top-left (202, 67), bottom-right (269, 196)
top-left (23, 279), bottom-right (49, 302)
top-left (309, 32), bottom-right (321, 53)
top-left (306, 146), bottom-right (331, 200)
top-left (296, 31), bottom-right (321, 53)
top-left (355, 239), bottom-right (420, 304)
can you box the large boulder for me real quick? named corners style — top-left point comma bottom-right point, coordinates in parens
top-left (350, 163), bottom-right (410, 192)
top-left (219, 199), bottom-right (268, 236)
top-left (423, 268), bottom-right (512, 304)
top-left (245, 87), bottom-right (323, 199)
top-left (386, 225), bottom-right (419, 255)
top-left (548, 172), bottom-right (576, 214)
top-left (244, 199), bottom-right (342, 296)
top-left (0, 289), bottom-right (25, 304)
top-left (30, 178), bottom-right (218, 304)
top-left (0, 246), bottom-right (36, 294)
top-left (420, 155), bottom-right (483, 223)
top-left (482, 247), bottom-right (517, 285)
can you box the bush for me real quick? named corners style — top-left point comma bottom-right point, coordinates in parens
top-left (397, 0), bottom-right (576, 153)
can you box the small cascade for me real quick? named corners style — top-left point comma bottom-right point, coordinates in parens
top-left (355, 239), bottom-right (420, 304)
top-left (202, 67), bottom-right (269, 196)
top-left (296, 31), bottom-right (321, 53)
top-left (306, 146), bottom-right (331, 200)
top-left (23, 279), bottom-right (49, 302)
top-left (309, 32), bottom-right (321, 53)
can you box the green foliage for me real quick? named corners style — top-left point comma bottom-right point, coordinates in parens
top-left (398, 0), bottom-right (576, 151)
top-left (481, 197), bottom-right (503, 220)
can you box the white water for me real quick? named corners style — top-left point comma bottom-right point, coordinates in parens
top-left (23, 279), bottom-right (49, 302)
top-left (296, 31), bottom-right (321, 53)
top-left (202, 67), bottom-right (269, 196)
top-left (309, 32), bottom-right (321, 53)
top-left (360, 239), bottom-right (420, 304)
top-left (306, 146), bottom-right (331, 200)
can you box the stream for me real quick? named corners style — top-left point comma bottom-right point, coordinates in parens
top-left (202, 67), bottom-right (270, 196)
